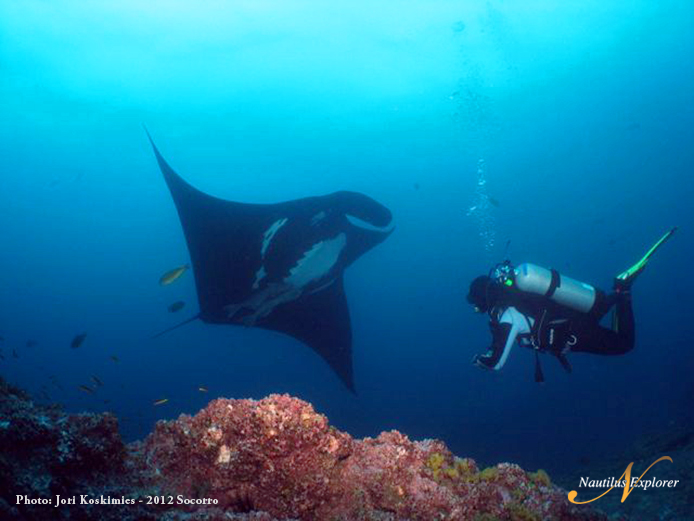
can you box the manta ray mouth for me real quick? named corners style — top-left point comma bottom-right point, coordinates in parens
top-left (346, 214), bottom-right (395, 234)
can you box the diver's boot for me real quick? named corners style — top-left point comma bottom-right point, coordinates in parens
top-left (614, 227), bottom-right (678, 293)
top-left (614, 272), bottom-right (638, 296)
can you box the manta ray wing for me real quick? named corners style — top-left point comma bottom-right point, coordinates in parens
top-left (260, 276), bottom-right (355, 391)
top-left (148, 132), bottom-right (274, 318)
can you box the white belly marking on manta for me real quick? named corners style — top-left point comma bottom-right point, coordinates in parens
top-left (286, 233), bottom-right (346, 287)
top-left (261, 218), bottom-right (288, 258)
top-left (253, 217), bottom-right (288, 289)
top-left (226, 232), bottom-right (347, 326)
top-left (310, 210), bottom-right (326, 226)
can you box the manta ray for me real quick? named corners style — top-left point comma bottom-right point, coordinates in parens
top-left (147, 131), bottom-right (394, 392)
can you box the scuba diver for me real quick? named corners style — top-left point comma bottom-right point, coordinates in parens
top-left (467, 228), bottom-right (677, 382)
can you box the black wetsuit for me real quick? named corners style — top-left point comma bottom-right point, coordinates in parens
top-left (567, 290), bottom-right (634, 356)
top-left (475, 289), bottom-right (635, 371)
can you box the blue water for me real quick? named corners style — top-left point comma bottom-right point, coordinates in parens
top-left (1, 0), bottom-right (692, 479)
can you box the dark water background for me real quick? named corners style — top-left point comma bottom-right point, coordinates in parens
top-left (1, 1), bottom-right (692, 480)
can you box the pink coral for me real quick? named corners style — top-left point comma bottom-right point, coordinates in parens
top-left (139, 394), bottom-right (606, 521)
top-left (0, 375), bottom-right (608, 520)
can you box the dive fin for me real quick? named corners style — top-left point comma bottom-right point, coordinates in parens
top-left (616, 227), bottom-right (677, 285)
top-left (151, 314), bottom-right (201, 339)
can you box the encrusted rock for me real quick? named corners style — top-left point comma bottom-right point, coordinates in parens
top-left (1, 376), bottom-right (607, 520)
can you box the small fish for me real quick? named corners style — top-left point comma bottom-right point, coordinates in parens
top-left (12, 349), bottom-right (19, 358)
top-left (198, 386), bottom-right (208, 393)
top-left (0, 352), bottom-right (4, 361)
top-left (90, 375), bottom-right (104, 387)
top-left (168, 301), bottom-right (185, 313)
top-left (487, 196), bottom-right (500, 207)
top-left (159, 264), bottom-right (190, 286)
top-left (109, 355), bottom-right (119, 363)
top-left (26, 340), bottom-right (37, 347)
top-left (78, 385), bottom-right (95, 394)
top-left (153, 398), bottom-right (169, 406)
top-left (71, 333), bottom-right (87, 349)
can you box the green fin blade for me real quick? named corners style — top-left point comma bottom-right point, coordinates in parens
top-left (616, 227), bottom-right (677, 282)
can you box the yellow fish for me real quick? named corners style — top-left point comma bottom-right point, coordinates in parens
top-left (159, 264), bottom-right (190, 286)
top-left (153, 398), bottom-right (169, 406)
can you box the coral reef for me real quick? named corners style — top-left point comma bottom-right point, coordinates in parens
top-left (1, 376), bottom-right (607, 520)
top-left (0, 377), bottom-right (145, 520)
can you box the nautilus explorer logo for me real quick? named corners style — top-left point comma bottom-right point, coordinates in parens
top-left (568, 457), bottom-right (678, 504)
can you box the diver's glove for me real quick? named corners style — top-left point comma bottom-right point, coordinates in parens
top-left (472, 353), bottom-right (493, 370)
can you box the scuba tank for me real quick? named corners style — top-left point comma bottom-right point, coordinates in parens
top-left (490, 260), bottom-right (592, 382)
top-left (512, 263), bottom-right (597, 313)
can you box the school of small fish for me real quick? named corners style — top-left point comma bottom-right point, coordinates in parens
top-left (0, 262), bottom-right (210, 416)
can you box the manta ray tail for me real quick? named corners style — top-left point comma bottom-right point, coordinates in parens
top-left (151, 314), bottom-right (201, 339)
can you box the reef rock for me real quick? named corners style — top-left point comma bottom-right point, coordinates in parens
top-left (140, 394), bottom-right (604, 520)
top-left (1, 376), bottom-right (607, 520)
top-left (0, 377), bottom-right (138, 519)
